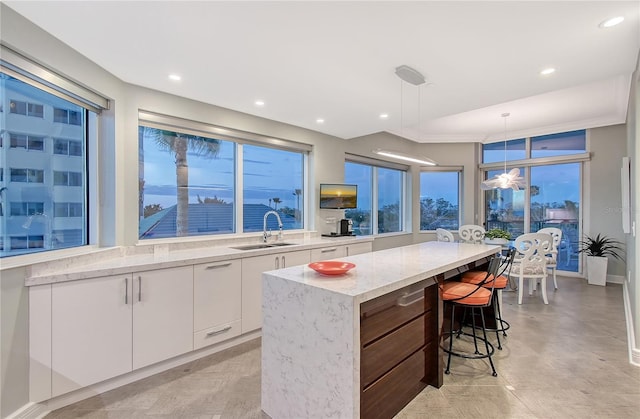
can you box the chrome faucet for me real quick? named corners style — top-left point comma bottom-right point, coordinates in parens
top-left (263, 210), bottom-right (283, 243)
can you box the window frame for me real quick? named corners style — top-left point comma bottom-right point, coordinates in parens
top-left (137, 111), bottom-right (311, 241)
top-left (419, 167), bottom-right (462, 232)
top-left (344, 155), bottom-right (409, 236)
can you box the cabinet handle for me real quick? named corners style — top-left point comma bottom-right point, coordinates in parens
top-left (125, 277), bottom-right (129, 304)
top-left (138, 276), bottom-right (142, 302)
top-left (206, 325), bottom-right (232, 337)
top-left (282, 255), bottom-right (286, 268)
top-left (275, 256), bottom-right (280, 269)
top-left (205, 262), bottom-right (232, 270)
top-left (321, 247), bottom-right (337, 253)
top-left (397, 289), bottom-right (424, 307)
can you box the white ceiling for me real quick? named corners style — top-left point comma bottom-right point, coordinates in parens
top-left (5, 1), bottom-right (640, 143)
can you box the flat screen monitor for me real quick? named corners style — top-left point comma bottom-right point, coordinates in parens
top-left (319, 184), bottom-right (357, 209)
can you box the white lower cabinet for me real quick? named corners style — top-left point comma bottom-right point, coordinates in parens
top-left (132, 266), bottom-right (194, 369)
top-left (346, 241), bottom-right (372, 256)
top-left (49, 265), bottom-right (194, 397)
top-left (310, 245), bottom-right (347, 261)
top-left (193, 260), bottom-right (242, 350)
top-left (241, 250), bottom-right (310, 333)
top-left (51, 274), bottom-right (133, 397)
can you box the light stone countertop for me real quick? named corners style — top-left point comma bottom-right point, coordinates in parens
top-left (263, 241), bottom-right (501, 303)
top-left (25, 235), bottom-right (373, 286)
top-left (260, 240), bottom-right (501, 419)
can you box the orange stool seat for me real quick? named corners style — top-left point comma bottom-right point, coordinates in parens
top-left (461, 271), bottom-right (509, 289)
top-left (442, 282), bottom-right (491, 306)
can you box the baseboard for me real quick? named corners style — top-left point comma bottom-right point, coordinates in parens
top-left (622, 281), bottom-right (640, 367)
top-left (4, 402), bottom-right (48, 419)
top-left (8, 330), bottom-right (261, 418)
top-left (607, 274), bottom-right (626, 284)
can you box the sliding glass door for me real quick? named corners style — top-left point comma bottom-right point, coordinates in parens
top-left (530, 163), bottom-right (581, 272)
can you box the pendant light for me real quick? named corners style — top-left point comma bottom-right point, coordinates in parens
top-left (373, 65), bottom-right (437, 166)
top-left (481, 113), bottom-right (526, 191)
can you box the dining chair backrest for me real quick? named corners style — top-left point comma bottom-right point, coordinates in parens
top-left (513, 232), bottom-right (553, 267)
top-left (436, 228), bottom-right (455, 242)
top-left (537, 227), bottom-right (562, 262)
top-left (458, 224), bottom-right (486, 244)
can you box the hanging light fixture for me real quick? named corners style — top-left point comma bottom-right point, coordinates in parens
top-left (374, 65), bottom-right (437, 166)
top-left (481, 112), bottom-right (526, 191)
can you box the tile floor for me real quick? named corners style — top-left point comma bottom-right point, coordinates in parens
top-left (46, 276), bottom-right (640, 418)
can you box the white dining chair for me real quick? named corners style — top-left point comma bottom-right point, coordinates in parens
top-left (436, 228), bottom-right (455, 242)
top-left (458, 224), bottom-right (486, 244)
top-left (536, 227), bottom-right (562, 290)
top-left (508, 232), bottom-right (553, 304)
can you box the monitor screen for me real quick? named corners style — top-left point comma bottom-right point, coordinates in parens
top-left (319, 184), bottom-right (357, 209)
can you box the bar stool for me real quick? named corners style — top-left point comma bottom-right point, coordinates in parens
top-left (441, 256), bottom-right (502, 376)
top-left (460, 248), bottom-right (516, 350)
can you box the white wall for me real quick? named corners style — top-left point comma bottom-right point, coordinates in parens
top-left (627, 52), bottom-right (639, 361)
top-left (588, 124), bottom-right (628, 277)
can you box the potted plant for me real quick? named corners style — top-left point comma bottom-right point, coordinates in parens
top-left (484, 228), bottom-right (512, 245)
top-left (578, 233), bottom-right (624, 286)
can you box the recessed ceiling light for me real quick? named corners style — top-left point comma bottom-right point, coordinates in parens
top-left (599, 16), bottom-right (624, 28)
top-left (254, 100), bottom-right (265, 107)
top-left (540, 68), bottom-right (555, 76)
top-left (168, 74), bottom-right (181, 81)
top-left (379, 113), bottom-right (389, 119)
top-left (316, 118), bottom-right (325, 124)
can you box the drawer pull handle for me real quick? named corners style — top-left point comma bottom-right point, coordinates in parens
top-left (205, 262), bottom-right (232, 270)
top-left (321, 248), bottom-right (337, 253)
top-left (206, 326), bottom-right (232, 337)
top-left (397, 289), bottom-right (424, 307)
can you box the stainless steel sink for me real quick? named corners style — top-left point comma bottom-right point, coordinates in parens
top-left (231, 242), bottom-right (294, 251)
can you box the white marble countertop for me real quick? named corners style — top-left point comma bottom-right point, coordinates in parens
top-left (25, 235), bottom-right (373, 286)
top-left (264, 241), bottom-right (501, 303)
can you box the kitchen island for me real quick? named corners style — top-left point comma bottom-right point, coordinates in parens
top-left (261, 241), bottom-right (500, 419)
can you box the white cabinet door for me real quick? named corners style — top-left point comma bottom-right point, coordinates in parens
top-left (310, 245), bottom-right (347, 262)
top-left (241, 250), bottom-right (310, 333)
top-left (346, 241), bottom-right (372, 256)
top-left (51, 274), bottom-right (133, 397)
top-left (133, 266), bottom-right (194, 369)
top-left (193, 260), bottom-right (242, 349)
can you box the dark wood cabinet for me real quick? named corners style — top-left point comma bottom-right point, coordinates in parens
top-left (360, 282), bottom-right (440, 419)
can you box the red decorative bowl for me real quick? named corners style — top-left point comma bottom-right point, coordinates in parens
top-left (308, 261), bottom-right (356, 276)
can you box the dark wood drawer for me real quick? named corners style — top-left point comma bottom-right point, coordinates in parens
top-left (361, 347), bottom-right (427, 419)
top-left (360, 285), bottom-right (427, 346)
top-left (361, 315), bottom-right (425, 388)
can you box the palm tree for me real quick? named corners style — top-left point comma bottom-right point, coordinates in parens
top-left (144, 127), bottom-right (221, 236)
top-left (292, 189), bottom-right (302, 221)
top-left (272, 197), bottom-right (282, 210)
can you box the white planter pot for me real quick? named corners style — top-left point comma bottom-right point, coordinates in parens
top-left (484, 238), bottom-right (508, 245)
top-left (586, 256), bottom-right (608, 286)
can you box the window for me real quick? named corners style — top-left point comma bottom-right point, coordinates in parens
top-left (344, 161), bottom-right (406, 235)
top-left (10, 202), bottom-right (44, 216)
top-left (10, 134), bottom-right (44, 151)
top-left (10, 168), bottom-right (44, 183)
top-left (482, 138), bottom-right (526, 163)
top-left (53, 107), bottom-right (82, 125)
top-left (53, 171), bottom-right (82, 186)
top-left (243, 145), bottom-right (304, 233)
top-left (9, 99), bottom-right (43, 118)
top-left (53, 138), bottom-right (83, 156)
top-left (10, 235), bottom-right (44, 250)
top-left (531, 130), bottom-right (586, 158)
top-left (481, 130), bottom-right (587, 273)
top-left (54, 202), bottom-right (83, 217)
top-left (420, 171), bottom-right (460, 230)
top-left (1, 71), bottom-right (92, 257)
top-left (138, 118), bottom-right (307, 240)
